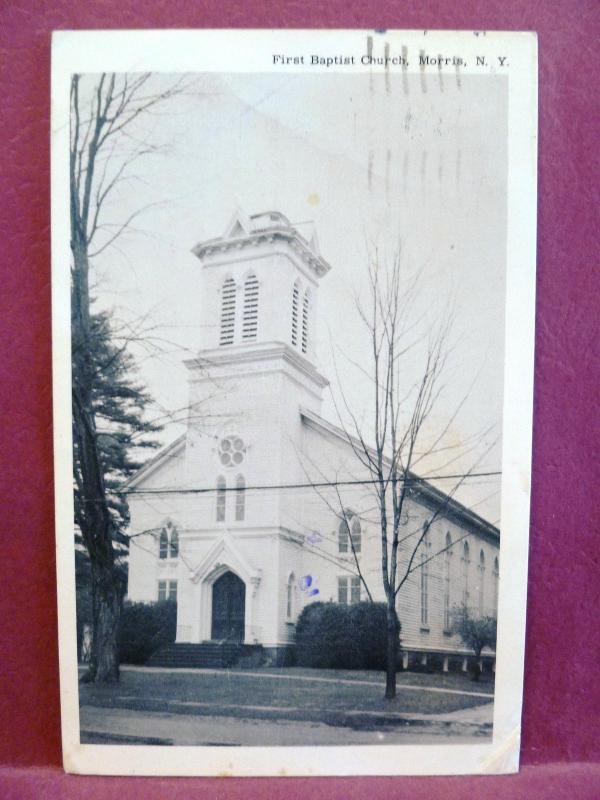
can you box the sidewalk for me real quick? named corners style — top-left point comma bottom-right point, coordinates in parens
top-left (80, 700), bottom-right (493, 746)
top-left (333, 698), bottom-right (493, 736)
top-left (391, 701), bottom-right (494, 725)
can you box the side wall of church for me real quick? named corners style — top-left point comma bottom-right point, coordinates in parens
top-left (284, 420), bottom-right (499, 658)
top-left (395, 515), bottom-right (499, 658)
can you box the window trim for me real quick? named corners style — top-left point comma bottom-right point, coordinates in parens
top-left (169, 527), bottom-right (179, 559)
top-left (235, 474), bottom-right (246, 521)
top-left (216, 475), bottom-right (226, 522)
top-left (286, 572), bottom-right (296, 620)
top-left (241, 272), bottom-right (259, 341)
top-left (462, 540), bottom-right (470, 607)
top-left (443, 532), bottom-right (453, 631)
top-left (158, 579), bottom-right (178, 602)
top-left (159, 523), bottom-right (178, 560)
top-left (493, 556), bottom-right (500, 616)
top-left (159, 528), bottom-right (169, 559)
top-left (301, 288), bottom-right (311, 354)
top-left (218, 435), bottom-right (246, 469)
top-left (219, 276), bottom-right (237, 346)
top-left (478, 549), bottom-right (486, 616)
top-left (349, 575), bottom-right (361, 605)
top-left (338, 510), bottom-right (362, 554)
top-left (291, 281), bottom-right (300, 346)
top-left (420, 530), bottom-right (431, 626)
top-left (337, 575), bottom-right (361, 605)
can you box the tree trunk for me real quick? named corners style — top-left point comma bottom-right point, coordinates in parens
top-left (385, 601), bottom-right (400, 699)
top-left (471, 650), bottom-right (482, 682)
top-left (73, 391), bottom-right (122, 683)
top-left (72, 235), bottom-right (122, 682)
top-left (88, 561), bottom-right (121, 682)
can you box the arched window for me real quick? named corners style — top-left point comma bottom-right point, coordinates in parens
top-left (159, 523), bottom-right (178, 560)
top-left (420, 529), bottom-right (431, 626)
top-left (286, 572), bottom-right (295, 619)
top-left (216, 475), bottom-right (226, 522)
top-left (339, 517), bottom-right (349, 552)
top-left (169, 527), bottom-right (179, 559)
top-left (478, 549), bottom-right (486, 616)
top-left (350, 516), bottom-right (361, 553)
top-left (461, 540), bottom-right (470, 607)
top-left (302, 289), bottom-right (310, 354)
top-left (493, 556), bottom-right (500, 617)
top-left (291, 281), bottom-right (300, 346)
top-left (338, 511), bottom-right (361, 554)
top-left (159, 528), bottom-right (169, 559)
top-left (443, 532), bottom-right (453, 630)
top-left (242, 273), bottom-right (259, 341)
top-left (235, 474), bottom-right (245, 521)
top-left (219, 277), bottom-right (237, 346)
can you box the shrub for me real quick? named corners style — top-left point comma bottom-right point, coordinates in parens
top-left (295, 602), bottom-right (354, 668)
top-left (295, 601), bottom-right (389, 670)
top-left (348, 602), bottom-right (389, 669)
top-left (118, 600), bottom-right (177, 664)
top-left (452, 605), bottom-right (497, 681)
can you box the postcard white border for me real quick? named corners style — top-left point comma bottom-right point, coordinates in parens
top-left (51, 28), bottom-right (538, 776)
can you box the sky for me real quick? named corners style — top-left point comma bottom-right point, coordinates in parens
top-left (84, 70), bottom-right (508, 523)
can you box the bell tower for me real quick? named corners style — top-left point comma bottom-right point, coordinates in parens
top-left (182, 209), bottom-right (331, 511)
top-left (183, 211), bottom-right (331, 521)
top-left (191, 210), bottom-right (330, 369)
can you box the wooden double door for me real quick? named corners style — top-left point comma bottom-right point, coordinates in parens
top-left (211, 571), bottom-right (245, 642)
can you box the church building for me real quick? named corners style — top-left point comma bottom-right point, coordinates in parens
top-left (125, 211), bottom-right (500, 670)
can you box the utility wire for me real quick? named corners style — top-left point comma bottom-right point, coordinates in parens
top-left (123, 471), bottom-right (501, 497)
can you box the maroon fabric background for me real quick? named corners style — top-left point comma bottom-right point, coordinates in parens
top-left (0, 0), bottom-right (598, 796)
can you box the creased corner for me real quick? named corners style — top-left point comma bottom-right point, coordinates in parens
top-left (479, 726), bottom-right (521, 774)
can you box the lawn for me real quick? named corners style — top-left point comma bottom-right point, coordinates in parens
top-left (240, 666), bottom-right (495, 694)
top-left (79, 666), bottom-right (493, 727)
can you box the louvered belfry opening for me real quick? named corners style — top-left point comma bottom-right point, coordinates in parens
top-left (302, 289), bottom-right (310, 353)
top-left (291, 282), bottom-right (299, 346)
top-left (242, 273), bottom-right (259, 341)
top-left (219, 277), bottom-right (236, 346)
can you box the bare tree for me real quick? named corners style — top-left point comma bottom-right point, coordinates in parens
top-left (317, 250), bottom-right (495, 699)
top-left (70, 73), bottom-right (185, 682)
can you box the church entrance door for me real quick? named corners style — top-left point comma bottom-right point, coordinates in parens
top-left (211, 571), bottom-right (245, 642)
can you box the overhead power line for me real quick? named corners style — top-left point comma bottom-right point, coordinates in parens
top-left (124, 471), bottom-right (501, 497)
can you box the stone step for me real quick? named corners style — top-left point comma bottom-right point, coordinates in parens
top-left (146, 642), bottom-right (263, 669)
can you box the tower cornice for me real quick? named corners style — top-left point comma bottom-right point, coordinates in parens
top-left (184, 341), bottom-right (330, 390)
top-left (192, 228), bottom-right (331, 278)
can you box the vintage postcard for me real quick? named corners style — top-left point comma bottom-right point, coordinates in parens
top-left (51, 29), bottom-right (538, 775)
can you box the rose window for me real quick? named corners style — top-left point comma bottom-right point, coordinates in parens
top-left (218, 435), bottom-right (246, 467)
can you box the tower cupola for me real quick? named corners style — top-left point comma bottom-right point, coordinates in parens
top-left (192, 211), bottom-right (331, 364)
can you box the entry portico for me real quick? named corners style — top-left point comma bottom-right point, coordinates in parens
top-left (184, 531), bottom-right (262, 645)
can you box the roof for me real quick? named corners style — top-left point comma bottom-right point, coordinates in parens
top-left (299, 407), bottom-right (500, 543)
top-left (121, 434), bottom-right (186, 491)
